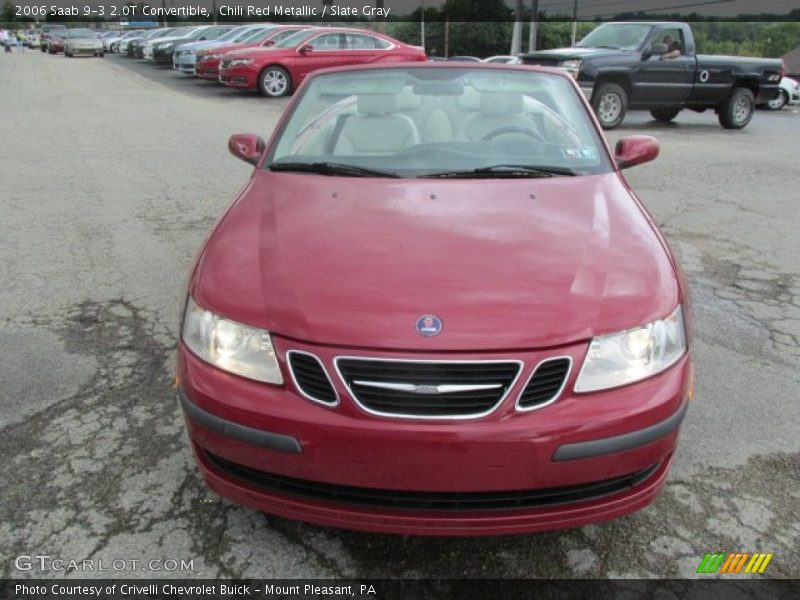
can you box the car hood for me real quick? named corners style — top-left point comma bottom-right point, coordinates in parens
top-left (198, 42), bottom-right (250, 56)
top-left (525, 47), bottom-right (628, 61)
top-left (192, 171), bottom-right (679, 351)
top-left (176, 39), bottom-right (226, 52)
top-left (224, 46), bottom-right (287, 60)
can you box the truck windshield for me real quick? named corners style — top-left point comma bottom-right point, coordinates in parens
top-left (577, 23), bottom-right (651, 51)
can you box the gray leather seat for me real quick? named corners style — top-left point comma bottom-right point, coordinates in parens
top-left (332, 94), bottom-right (420, 155)
top-left (460, 93), bottom-right (533, 142)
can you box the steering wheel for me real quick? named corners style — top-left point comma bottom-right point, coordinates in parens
top-left (482, 126), bottom-right (544, 142)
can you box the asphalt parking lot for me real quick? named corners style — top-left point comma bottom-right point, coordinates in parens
top-left (1, 51), bottom-right (798, 579)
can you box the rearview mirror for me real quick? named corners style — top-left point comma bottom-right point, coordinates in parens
top-left (228, 133), bottom-right (265, 166)
top-left (298, 44), bottom-right (313, 54)
top-left (615, 135), bottom-right (660, 169)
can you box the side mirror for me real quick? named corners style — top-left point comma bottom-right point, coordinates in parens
top-left (298, 44), bottom-right (313, 54)
top-left (651, 42), bottom-right (668, 55)
top-left (263, 39), bottom-right (276, 47)
top-left (228, 133), bottom-right (265, 166)
top-left (615, 135), bottom-right (660, 170)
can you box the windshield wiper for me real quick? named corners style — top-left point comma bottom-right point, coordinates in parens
top-left (422, 164), bottom-right (577, 179)
top-left (269, 162), bottom-right (400, 178)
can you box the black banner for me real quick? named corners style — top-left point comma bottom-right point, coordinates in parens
top-left (2, 579), bottom-right (798, 600)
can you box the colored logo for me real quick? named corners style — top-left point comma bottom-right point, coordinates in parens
top-left (696, 552), bottom-right (773, 574)
top-left (416, 315), bottom-right (443, 337)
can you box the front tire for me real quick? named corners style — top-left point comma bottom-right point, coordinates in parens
top-left (650, 107), bottom-right (681, 122)
top-left (719, 87), bottom-right (755, 129)
top-left (592, 82), bottom-right (628, 130)
top-left (259, 66), bottom-right (291, 98)
top-left (766, 90), bottom-right (788, 111)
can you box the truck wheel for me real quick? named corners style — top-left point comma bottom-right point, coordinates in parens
top-left (719, 87), bottom-right (755, 129)
top-left (766, 90), bottom-right (788, 111)
top-left (650, 108), bottom-right (681, 122)
top-left (592, 83), bottom-right (627, 130)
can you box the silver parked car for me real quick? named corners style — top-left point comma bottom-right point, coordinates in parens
top-left (64, 29), bottom-right (104, 57)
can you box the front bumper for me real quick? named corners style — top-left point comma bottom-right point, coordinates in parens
top-left (196, 58), bottom-right (222, 80)
top-left (173, 53), bottom-right (197, 74)
top-left (152, 48), bottom-right (174, 63)
top-left (219, 64), bottom-right (259, 89)
top-left (179, 339), bottom-right (690, 535)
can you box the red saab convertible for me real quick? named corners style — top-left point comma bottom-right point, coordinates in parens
top-left (178, 63), bottom-right (692, 536)
top-left (218, 28), bottom-right (426, 97)
top-left (195, 25), bottom-right (315, 83)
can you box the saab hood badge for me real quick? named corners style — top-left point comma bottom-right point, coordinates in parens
top-left (416, 315), bottom-right (443, 337)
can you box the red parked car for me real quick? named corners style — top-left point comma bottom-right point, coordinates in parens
top-left (46, 30), bottom-right (67, 54)
top-left (195, 25), bottom-right (315, 83)
top-left (178, 63), bottom-right (692, 536)
top-left (218, 28), bottom-right (426, 97)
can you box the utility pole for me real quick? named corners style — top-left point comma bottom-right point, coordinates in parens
top-left (571, 0), bottom-right (578, 46)
top-left (528, 0), bottom-right (539, 53)
top-left (420, 0), bottom-right (425, 51)
top-left (511, 0), bottom-right (523, 56)
top-left (375, 0), bottom-right (385, 34)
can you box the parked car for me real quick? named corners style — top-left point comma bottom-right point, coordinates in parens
top-left (483, 55), bottom-right (519, 64)
top-left (24, 29), bottom-right (41, 48)
top-left (195, 25), bottom-right (314, 81)
top-left (143, 27), bottom-right (193, 61)
top-left (110, 30), bottom-right (142, 53)
top-left (171, 24), bottom-right (246, 74)
top-left (133, 28), bottom-right (174, 58)
top-left (447, 55), bottom-right (482, 62)
top-left (39, 24), bottom-right (66, 53)
top-left (45, 30), bottom-right (67, 54)
top-left (150, 25), bottom-right (230, 64)
top-left (761, 76), bottom-right (800, 110)
top-left (169, 25), bottom-right (246, 73)
top-left (64, 29), bottom-right (104, 57)
top-left (178, 62), bottom-right (692, 536)
top-left (218, 28), bottom-right (426, 97)
top-left (522, 21), bottom-right (784, 129)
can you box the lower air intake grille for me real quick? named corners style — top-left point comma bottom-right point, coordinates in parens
top-left (518, 358), bottom-right (571, 410)
top-left (336, 359), bottom-right (521, 418)
top-left (287, 352), bottom-right (337, 406)
top-left (204, 450), bottom-right (660, 511)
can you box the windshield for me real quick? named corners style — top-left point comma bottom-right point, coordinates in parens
top-left (66, 30), bottom-right (94, 38)
top-left (266, 67), bottom-right (611, 178)
top-left (274, 29), bottom-right (316, 49)
top-left (577, 23), bottom-right (652, 50)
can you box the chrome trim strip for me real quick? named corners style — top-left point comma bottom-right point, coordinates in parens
top-left (286, 350), bottom-right (339, 408)
top-left (353, 381), bottom-right (503, 394)
top-left (515, 356), bottom-right (573, 413)
top-left (334, 356), bottom-right (524, 420)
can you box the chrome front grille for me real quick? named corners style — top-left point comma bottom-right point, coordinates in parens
top-left (335, 358), bottom-right (522, 419)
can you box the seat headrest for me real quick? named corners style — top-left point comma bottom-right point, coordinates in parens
top-left (480, 93), bottom-right (524, 115)
top-left (358, 94), bottom-right (399, 115)
top-left (456, 86), bottom-right (482, 111)
top-left (397, 86), bottom-right (422, 110)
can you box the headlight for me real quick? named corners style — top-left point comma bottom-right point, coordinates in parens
top-left (181, 297), bottom-right (283, 385)
top-left (228, 58), bottom-right (253, 66)
top-left (207, 54), bottom-right (222, 60)
top-left (574, 305), bottom-right (686, 393)
top-left (559, 59), bottom-right (582, 78)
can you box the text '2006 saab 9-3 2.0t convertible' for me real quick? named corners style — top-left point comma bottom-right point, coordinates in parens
top-left (176, 62), bottom-right (693, 536)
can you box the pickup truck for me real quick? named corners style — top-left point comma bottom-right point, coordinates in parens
top-left (521, 22), bottom-right (784, 130)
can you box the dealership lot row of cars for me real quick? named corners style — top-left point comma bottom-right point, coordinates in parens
top-left (36, 23), bottom-right (428, 97)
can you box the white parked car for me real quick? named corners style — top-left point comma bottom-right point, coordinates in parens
top-left (764, 76), bottom-right (800, 110)
top-left (483, 55), bottom-right (520, 64)
top-left (64, 28), bottom-right (104, 57)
